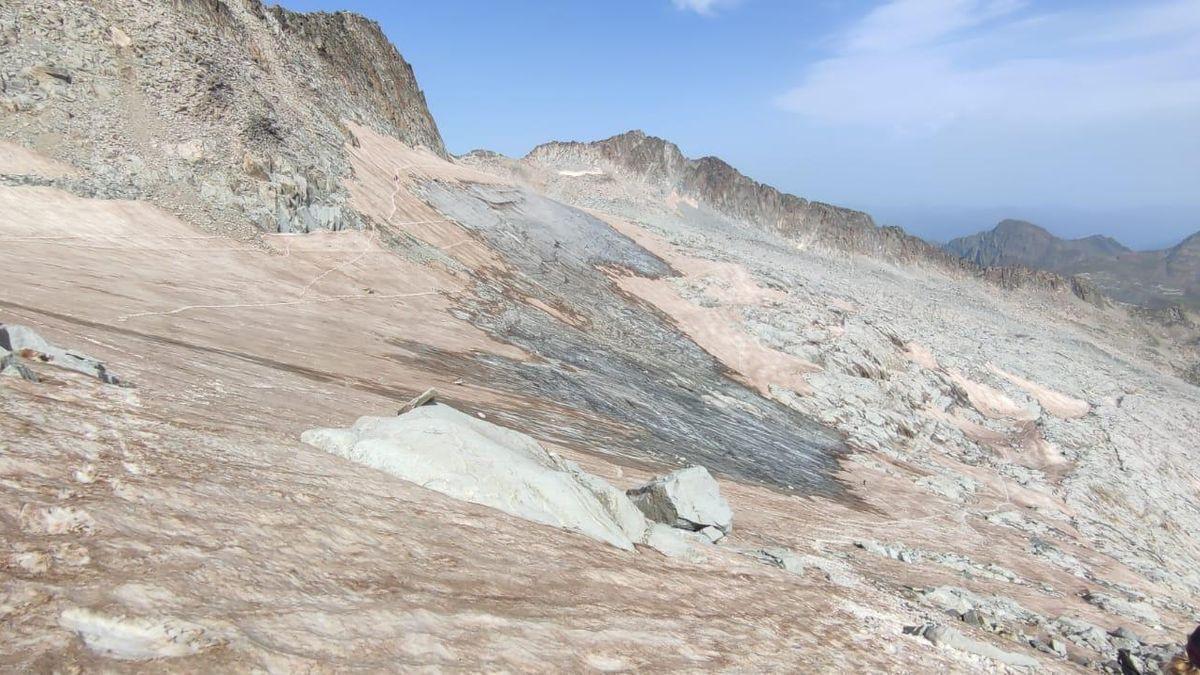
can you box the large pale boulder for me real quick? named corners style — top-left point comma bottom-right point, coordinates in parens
top-left (300, 404), bottom-right (646, 550)
top-left (626, 466), bottom-right (733, 534)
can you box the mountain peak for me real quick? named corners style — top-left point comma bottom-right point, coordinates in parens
top-left (947, 219), bottom-right (1198, 307)
top-left (993, 219), bottom-right (1051, 236)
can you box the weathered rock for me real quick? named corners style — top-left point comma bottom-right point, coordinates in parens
top-left (1111, 626), bottom-right (1142, 644)
top-left (29, 65), bottom-right (72, 85)
top-left (396, 387), bottom-right (438, 415)
top-left (569, 466), bottom-right (648, 544)
top-left (1053, 616), bottom-right (1113, 653)
top-left (1083, 590), bottom-right (1159, 625)
top-left (921, 587), bottom-right (1043, 626)
top-left (0, 324), bottom-right (119, 384)
top-left (1117, 648), bottom-right (1146, 675)
top-left (626, 466), bottom-right (733, 534)
top-left (855, 539), bottom-right (1019, 582)
top-left (0, 351), bottom-right (37, 381)
top-left (745, 547), bottom-right (860, 587)
top-left (749, 547), bottom-right (807, 574)
top-left (914, 623), bottom-right (1041, 668)
top-left (109, 25), bottom-right (132, 49)
top-left (641, 523), bottom-right (711, 562)
top-left (301, 403), bottom-right (646, 550)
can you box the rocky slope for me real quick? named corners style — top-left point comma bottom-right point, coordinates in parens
top-left (2, 2), bottom-right (1199, 673)
top-left (493, 131), bottom-right (1113, 307)
top-left (526, 131), bottom-right (960, 264)
top-left (1, 0), bottom-right (443, 236)
top-left (948, 220), bottom-right (1200, 310)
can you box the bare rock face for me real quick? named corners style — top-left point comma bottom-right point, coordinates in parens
top-left (527, 131), bottom-right (892, 257)
top-left (266, 6), bottom-right (445, 156)
top-left (301, 403), bottom-right (647, 550)
top-left (947, 219), bottom-right (1131, 270)
top-left (626, 466), bottom-right (733, 535)
top-left (0, 0), bottom-right (443, 236)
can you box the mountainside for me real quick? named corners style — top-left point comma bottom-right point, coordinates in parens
top-left (948, 220), bottom-right (1200, 309)
top-left (473, 131), bottom-right (1111, 305)
top-left (527, 131), bottom-right (967, 266)
top-left (3, 2), bottom-right (1200, 672)
top-left (1, 0), bottom-right (443, 235)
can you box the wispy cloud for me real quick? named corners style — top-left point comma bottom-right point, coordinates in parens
top-left (672, 0), bottom-right (738, 17)
top-left (777, 0), bottom-right (1200, 134)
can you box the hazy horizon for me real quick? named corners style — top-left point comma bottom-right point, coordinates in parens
top-left (280, 0), bottom-right (1200, 250)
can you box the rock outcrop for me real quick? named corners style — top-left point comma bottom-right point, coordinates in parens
top-left (907, 623), bottom-right (1041, 668)
top-left (1, 0), bottom-right (444, 235)
top-left (0, 324), bottom-right (120, 384)
top-left (626, 466), bottom-right (733, 536)
top-left (0, 351), bottom-right (37, 381)
top-left (301, 403), bottom-right (647, 550)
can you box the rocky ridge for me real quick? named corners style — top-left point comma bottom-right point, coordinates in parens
top-left (514, 131), bottom-right (1111, 306)
top-left (1, 0), bottom-right (443, 236)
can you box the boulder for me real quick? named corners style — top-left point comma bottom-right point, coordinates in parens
top-left (626, 466), bottom-right (733, 534)
top-left (0, 351), bottom-right (37, 381)
top-left (1052, 617), bottom-right (1113, 653)
top-left (913, 623), bottom-right (1041, 668)
top-left (0, 324), bottom-right (120, 384)
top-left (300, 403), bottom-right (646, 550)
top-left (641, 523), bottom-right (710, 563)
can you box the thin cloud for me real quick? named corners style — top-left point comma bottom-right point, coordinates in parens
top-left (776, 0), bottom-right (1200, 134)
top-left (672, 0), bottom-right (738, 17)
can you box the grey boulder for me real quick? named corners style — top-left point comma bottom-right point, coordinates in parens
top-left (912, 623), bottom-right (1040, 668)
top-left (0, 324), bottom-right (120, 385)
top-left (626, 466), bottom-right (733, 534)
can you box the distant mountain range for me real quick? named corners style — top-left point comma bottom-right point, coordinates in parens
top-left (945, 219), bottom-right (1200, 309)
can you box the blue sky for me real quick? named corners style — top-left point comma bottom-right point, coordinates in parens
top-left (280, 0), bottom-right (1200, 248)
